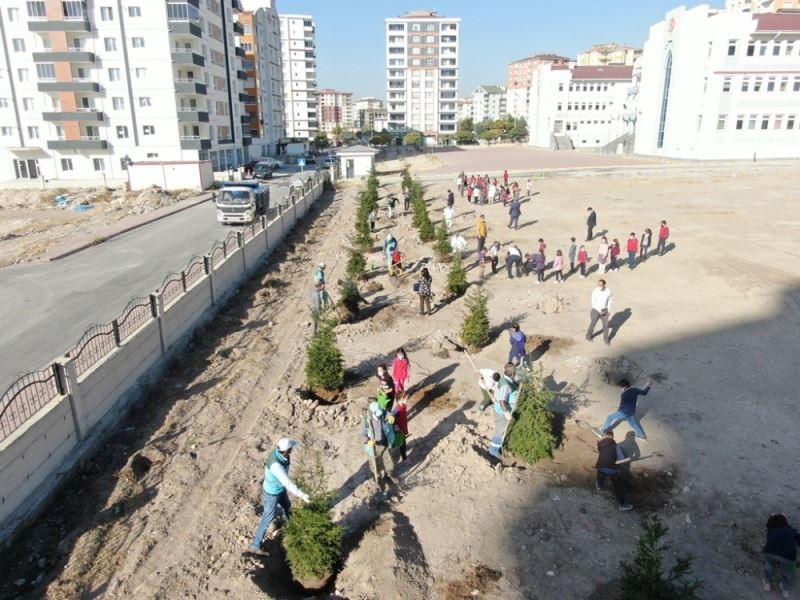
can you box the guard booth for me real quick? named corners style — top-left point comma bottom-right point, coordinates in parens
top-left (334, 145), bottom-right (379, 179)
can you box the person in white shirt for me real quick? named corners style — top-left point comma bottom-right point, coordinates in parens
top-left (477, 368), bottom-right (499, 411)
top-left (506, 245), bottom-right (523, 278)
top-left (443, 205), bottom-right (455, 229)
top-left (586, 279), bottom-right (612, 344)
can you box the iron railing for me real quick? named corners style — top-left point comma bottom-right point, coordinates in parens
top-left (160, 272), bottom-right (184, 307)
top-left (0, 366), bottom-right (61, 442)
top-left (69, 322), bottom-right (117, 378)
top-left (117, 296), bottom-right (153, 342)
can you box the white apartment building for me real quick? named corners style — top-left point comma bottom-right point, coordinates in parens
top-left (529, 64), bottom-right (635, 150)
top-left (505, 54), bottom-right (571, 119)
top-left (635, 5), bottom-right (800, 159)
top-left (471, 85), bottom-right (507, 122)
top-left (0, 0), bottom-right (251, 182)
top-left (578, 43), bottom-right (642, 67)
top-left (240, 0), bottom-right (285, 155)
top-left (318, 89), bottom-right (353, 133)
top-left (456, 96), bottom-right (473, 121)
top-left (385, 10), bottom-right (460, 143)
top-left (279, 13), bottom-right (317, 139)
top-left (354, 97), bottom-right (387, 131)
top-left (726, 0), bottom-right (800, 12)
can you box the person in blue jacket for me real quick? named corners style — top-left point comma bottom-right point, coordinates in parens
top-left (249, 438), bottom-right (309, 553)
top-left (508, 323), bottom-right (528, 367)
top-left (762, 513), bottom-right (800, 595)
top-left (596, 378), bottom-right (653, 440)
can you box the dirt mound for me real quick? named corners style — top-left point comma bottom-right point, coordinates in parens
top-left (125, 186), bottom-right (193, 215)
top-left (441, 564), bottom-right (502, 599)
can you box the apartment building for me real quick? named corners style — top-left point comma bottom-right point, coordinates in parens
top-left (239, 0), bottom-right (285, 154)
top-left (279, 13), bottom-right (317, 139)
top-left (318, 89), bottom-right (353, 134)
top-left (505, 53), bottom-right (570, 119)
top-left (726, 0), bottom-right (800, 12)
top-left (385, 10), bottom-right (460, 143)
top-left (456, 96), bottom-right (473, 122)
top-left (353, 97), bottom-right (387, 131)
top-left (528, 64), bottom-right (635, 150)
top-left (471, 85), bottom-right (507, 122)
top-left (578, 43), bottom-right (641, 67)
top-left (635, 5), bottom-right (800, 159)
top-left (0, 0), bottom-right (251, 182)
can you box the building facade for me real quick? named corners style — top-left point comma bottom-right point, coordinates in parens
top-left (726, 0), bottom-right (800, 12)
top-left (279, 13), bottom-right (317, 139)
top-left (456, 96), bottom-right (473, 122)
top-left (354, 97), bottom-right (387, 132)
top-left (505, 54), bottom-right (570, 118)
top-left (0, 0), bottom-right (251, 181)
top-left (528, 64), bottom-right (635, 149)
top-left (577, 43), bottom-right (642, 67)
top-left (240, 0), bottom-right (285, 154)
top-left (385, 10), bottom-right (460, 142)
top-left (471, 85), bottom-right (507, 122)
top-left (318, 89), bottom-right (354, 134)
top-left (635, 5), bottom-right (800, 159)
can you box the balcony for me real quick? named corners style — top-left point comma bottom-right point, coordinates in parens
top-left (237, 70), bottom-right (248, 80)
top-left (177, 110), bottom-right (209, 122)
top-left (233, 22), bottom-right (245, 35)
top-left (239, 93), bottom-right (256, 103)
top-left (37, 81), bottom-right (100, 93)
top-left (172, 51), bottom-right (205, 66)
top-left (240, 114), bottom-right (251, 123)
top-left (235, 46), bottom-right (245, 58)
top-left (28, 18), bottom-right (91, 33)
top-left (180, 136), bottom-right (211, 150)
top-left (242, 135), bottom-right (252, 146)
top-left (32, 49), bottom-right (95, 63)
top-left (175, 79), bottom-right (207, 95)
top-left (47, 137), bottom-right (108, 150)
top-left (232, 0), bottom-right (242, 11)
top-left (167, 2), bottom-right (202, 37)
top-left (43, 109), bottom-right (104, 122)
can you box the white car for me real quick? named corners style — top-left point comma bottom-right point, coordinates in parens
top-left (322, 156), bottom-right (337, 167)
top-left (261, 158), bottom-right (285, 169)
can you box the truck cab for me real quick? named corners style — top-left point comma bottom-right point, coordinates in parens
top-left (216, 180), bottom-right (270, 224)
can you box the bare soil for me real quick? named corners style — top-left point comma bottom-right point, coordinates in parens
top-left (1, 161), bottom-right (799, 599)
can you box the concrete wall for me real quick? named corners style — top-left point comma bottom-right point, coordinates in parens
top-left (0, 175), bottom-right (327, 545)
top-left (127, 161), bottom-right (214, 192)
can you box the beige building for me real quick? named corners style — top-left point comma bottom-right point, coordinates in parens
top-left (577, 43), bottom-right (641, 67)
top-left (318, 89), bottom-right (353, 134)
top-left (505, 54), bottom-right (570, 118)
top-left (353, 97), bottom-right (387, 132)
top-left (726, 0), bottom-right (800, 11)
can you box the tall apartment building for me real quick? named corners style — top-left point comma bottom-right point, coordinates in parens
top-left (353, 97), bottom-right (386, 131)
top-left (471, 85), bottom-right (507, 122)
top-left (0, 0), bottom-right (251, 182)
top-left (456, 96), bottom-right (473, 122)
top-left (505, 54), bottom-right (570, 119)
top-left (239, 0), bottom-right (285, 154)
top-left (385, 10), bottom-right (460, 142)
top-left (279, 13), bottom-right (317, 139)
top-left (528, 64), bottom-right (635, 150)
top-left (726, 0), bottom-right (800, 12)
top-left (577, 43), bottom-right (642, 67)
top-left (318, 89), bottom-right (354, 134)
top-left (635, 5), bottom-right (800, 159)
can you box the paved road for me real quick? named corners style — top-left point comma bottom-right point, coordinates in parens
top-left (0, 172), bottom-right (301, 391)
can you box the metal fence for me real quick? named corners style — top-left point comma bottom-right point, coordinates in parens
top-left (0, 168), bottom-right (329, 443)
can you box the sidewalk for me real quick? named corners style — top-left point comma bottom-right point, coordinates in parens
top-left (46, 192), bottom-right (214, 261)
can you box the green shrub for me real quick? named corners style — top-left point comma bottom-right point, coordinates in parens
top-left (401, 167), bottom-right (413, 192)
top-left (447, 252), bottom-right (468, 297)
top-left (345, 247), bottom-right (367, 280)
top-left (305, 318), bottom-right (344, 391)
top-left (504, 372), bottom-right (556, 463)
top-left (410, 183), bottom-right (426, 228)
top-left (338, 279), bottom-right (363, 316)
top-left (418, 215), bottom-right (435, 242)
top-left (283, 454), bottom-right (343, 583)
top-left (620, 516), bottom-right (702, 600)
top-left (460, 288), bottom-right (490, 349)
top-left (433, 221), bottom-right (452, 259)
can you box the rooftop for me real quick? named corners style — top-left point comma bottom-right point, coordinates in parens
top-left (336, 144), bottom-right (379, 154)
top-left (570, 65), bottom-right (634, 80)
top-left (581, 42), bottom-right (642, 53)
top-left (753, 12), bottom-right (800, 31)
top-left (509, 53), bottom-right (571, 65)
top-left (478, 85), bottom-right (505, 94)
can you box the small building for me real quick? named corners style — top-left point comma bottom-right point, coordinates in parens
top-left (335, 145), bottom-right (379, 179)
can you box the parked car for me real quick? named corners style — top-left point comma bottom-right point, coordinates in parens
top-left (300, 154), bottom-right (316, 165)
top-left (322, 156), bottom-right (337, 168)
top-left (252, 161), bottom-right (277, 179)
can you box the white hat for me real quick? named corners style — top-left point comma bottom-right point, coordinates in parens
top-left (277, 438), bottom-right (298, 452)
top-left (319, 262), bottom-right (326, 269)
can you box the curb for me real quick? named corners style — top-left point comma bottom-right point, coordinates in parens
top-left (48, 193), bottom-right (214, 261)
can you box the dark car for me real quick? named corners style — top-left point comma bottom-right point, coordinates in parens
top-left (252, 161), bottom-right (277, 179)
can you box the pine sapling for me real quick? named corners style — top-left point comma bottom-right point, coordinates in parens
top-left (305, 318), bottom-right (344, 391)
top-left (460, 288), bottom-right (490, 349)
top-left (447, 252), bottom-right (468, 297)
top-left (504, 370), bottom-right (557, 463)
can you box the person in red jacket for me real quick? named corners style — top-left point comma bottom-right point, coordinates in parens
top-left (626, 233), bottom-right (639, 269)
top-left (502, 169), bottom-right (509, 186)
top-left (657, 220), bottom-right (670, 255)
top-left (609, 239), bottom-right (621, 271)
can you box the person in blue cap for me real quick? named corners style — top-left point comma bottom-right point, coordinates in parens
top-left (249, 437), bottom-right (309, 553)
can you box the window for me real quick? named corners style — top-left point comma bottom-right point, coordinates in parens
top-left (36, 63), bottom-right (55, 79)
top-left (788, 115), bottom-right (795, 130)
top-left (143, 125), bottom-right (155, 135)
top-left (93, 158), bottom-right (105, 171)
top-left (773, 42), bottom-right (781, 56)
top-left (60, 159), bottom-right (73, 171)
top-left (722, 77), bottom-right (731, 93)
top-left (22, 98), bottom-right (34, 111)
top-left (716, 114), bottom-right (727, 130)
top-left (139, 97), bottom-right (151, 107)
top-left (741, 77), bottom-right (749, 92)
top-left (132, 37), bottom-right (145, 48)
top-left (100, 6), bottom-right (113, 20)
top-left (759, 42), bottom-right (767, 56)
top-left (0, 127), bottom-right (12, 136)
top-left (17, 68), bottom-right (29, 82)
top-left (558, 83), bottom-right (564, 92)
top-left (696, 115), bottom-right (703, 131)
top-left (728, 39), bottom-right (737, 56)
top-left (761, 115), bottom-right (769, 129)
top-left (787, 42), bottom-right (794, 56)
top-left (12, 39), bottom-right (25, 52)
top-left (748, 114), bottom-right (757, 129)
top-left (735, 115), bottom-right (744, 130)
top-left (774, 114), bottom-right (783, 129)
top-left (795, 77), bottom-right (800, 92)
top-left (135, 68), bottom-right (147, 78)
top-left (747, 41), bottom-right (755, 56)
top-left (8, 7), bottom-right (19, 21)
top-left (27, 126), bottom-right (39, 139)
top-left (128, 6), bottom-right (141, 17)
top-left (116, 125), bottom-right (129, 138)
top-left (55, 125), bottom-right (64, 139)
top-left (0, 98), bottom-right (7, 108)
top-left (780, 77), bottom-right (788, 92)
top-left (754, 77), bottom-right (762, 92)
top-left (146, 153), bottom-right (159, 159)
top-left (104, 37), bottom-right (117, 51)
top-left (26, 1), bottom-right (46, 17)
top-left (767, 77), bottom-right (775, 92)
top-left (112, 97), bottom-right (124, 109)
top-left (557, 103), bottom-right (562, 111)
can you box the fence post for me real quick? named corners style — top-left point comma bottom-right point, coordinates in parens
top-left (181, 271), bottom-right (187, 292)
top-left (112, 319), bottom-right (121, 347)
top-left (204, 255), bottom-right (215, 305)
top-left (262, 215), bottom-right (269, 252)
top-left (293, 192), bottom-right (298, 223)
top-left (278, 203), bottom-right (285, 241)
top-left (150, 293), bottom-right (165, 353)
top-left (238, 231), bottom-right (246, 272)
top-left (60, 357), bottom-right (86, 440)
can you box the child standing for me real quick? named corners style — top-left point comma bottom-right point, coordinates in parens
top-left (391, 348), bottom-right (410, 399)
top-left (610, 239), bottom-right (621, 271)
top-left (626, 233), bottom-right (639, 269)
top-left (489, 241), bottom-right (501, 274)
top-left (390, 396), bottom-right (409, 460)
top-left (478, 247), bottom-right (487, 279)
top-left (598, 237), bottom-right (609, 274)
top-left (552, 250), bottom-right (564, 283)
top-left (533, 250), bottom-right (546, 283)
top-left (578, 245), bottom-right (589, 277)
top-left (568, 237), bottom-right (577, 274)
top-left (640, 227), bottom-right (652, 259)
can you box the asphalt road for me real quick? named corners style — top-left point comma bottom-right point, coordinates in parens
top-left (0, 172), bottom-right (300, 392)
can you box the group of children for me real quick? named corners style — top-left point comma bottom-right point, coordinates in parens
top-left (458, 170), bottom-right (534, 207)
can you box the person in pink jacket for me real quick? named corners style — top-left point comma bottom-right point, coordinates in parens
top-left (552, 250), bottom-right (564, 283)
top-left (392, 347), bottom-right (411, 399)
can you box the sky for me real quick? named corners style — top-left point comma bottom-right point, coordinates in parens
top-left (276, 0), bottom-right (721, 99)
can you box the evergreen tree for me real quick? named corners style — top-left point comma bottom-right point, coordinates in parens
top-left (433, 220), bottom-right (452, 260)
top-left (305, 318), bottom-right (344, 391)
top-left (504, 371), bottom-right (557, 463)
top-left (345, 246), bottom-right (367, 280)
top-left (447, 252), bottom-right (468, 296)
top-left (418, 213), bottom-right (435, 242)
top-left (460, 288), bottom-right (490, 349)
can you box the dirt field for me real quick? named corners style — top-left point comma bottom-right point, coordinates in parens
top-left (1, 160), bottom-right (799, 599)
top-left (0, 186), bottom-right (198, 266)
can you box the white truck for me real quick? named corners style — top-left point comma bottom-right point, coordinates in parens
top-left (216, 181), bottom-right (270, 224)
